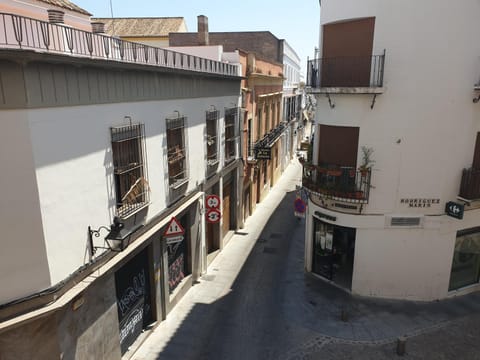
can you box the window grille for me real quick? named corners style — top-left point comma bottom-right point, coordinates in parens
top-left (206, 109), bottom-right (219, 167)
top-left (166, 115), bottom-right (188, 188)
top-left (111, 123), bottom-right (149, 218)
top-left (225, 107), bottom-right (239, 163)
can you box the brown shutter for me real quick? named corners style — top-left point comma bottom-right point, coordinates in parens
top-left (318, 125), bottom-right (359, 167)
top-left (322, 17), bottom-right (375, 87)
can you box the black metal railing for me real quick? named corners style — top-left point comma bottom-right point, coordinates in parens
top-left (306, 52), bottom-right (385, 88)
top-left (0, 12), bottom-right (239, 77)
top-left (302, 164), bottom-right (371, 203)
top-left (459, 167), bottom-right (480, 200)
top-left (253, 122), bottom-right (287, 151)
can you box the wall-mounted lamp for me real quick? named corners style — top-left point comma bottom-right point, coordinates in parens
top-left (88, 217), bottom-right (142, 255)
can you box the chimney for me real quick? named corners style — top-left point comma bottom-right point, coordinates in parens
top-left (91, 22), bottom-right (105, 34)
top-left (197, 15), bottom-right (209, 46)
top-left (47, 9), bottom-right (65, 24)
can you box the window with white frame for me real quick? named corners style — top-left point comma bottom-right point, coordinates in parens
top-left (166, 115), bottom-right (188, 188)
top-left (111, 122), bottom-right (149, 218)
top-left (224, 107), bottom-right (239, 163)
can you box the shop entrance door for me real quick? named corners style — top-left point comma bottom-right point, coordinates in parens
top-left (312, 219), bottom-right (356, 290)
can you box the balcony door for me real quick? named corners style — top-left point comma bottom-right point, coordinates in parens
top-left (322, 17), bottom-right (375, 87)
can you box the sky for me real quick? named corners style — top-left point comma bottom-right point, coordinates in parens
top-left (72, 0), bottom-right (320, 76)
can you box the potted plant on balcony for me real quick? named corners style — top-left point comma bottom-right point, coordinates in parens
top-left (358, 146), bottom-right (375, 177)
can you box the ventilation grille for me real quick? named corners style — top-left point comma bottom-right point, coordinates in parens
top-left (390, 217), bottom-right (421, 227)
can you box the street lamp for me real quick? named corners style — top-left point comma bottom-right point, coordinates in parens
top-left (88, 217), bottom-right (142, 255)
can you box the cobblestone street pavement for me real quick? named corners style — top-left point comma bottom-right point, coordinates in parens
top-left (133, 160), bottom-right (480, 360)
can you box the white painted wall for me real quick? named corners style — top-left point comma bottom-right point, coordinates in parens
top-left (0, 110), bottom-right (51, 304)
top-left (28, 94), bottom-right (239, 286)
top-left (283, 40), bottom-right (301, 93)
top-left (316, 0), bottom-right (480, 215)
top-left (307, 0), bottom-right (480, 300)
top-left (165, 45), bottom-right (223, 61)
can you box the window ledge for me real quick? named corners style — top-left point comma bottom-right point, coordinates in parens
top-left (207, 159), bottom-right (219, 166)
top-left (170, 178), bottom-right (189, 190)
top-left (117, 201), bottom-right (150, 219)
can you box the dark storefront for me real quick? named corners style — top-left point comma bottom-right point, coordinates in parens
top-left (449, 228), bottom-right (480, 291)
top-left (115, 247), bottom-right (154, 355)
top-left (312, 217), bottom-right (356, 290)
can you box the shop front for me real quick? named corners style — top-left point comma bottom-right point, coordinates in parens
top-left (114, 247), bottom-right (154, 355)
top-left (312, 216), bottom-right (356, 290)
top-left (449, 227), bottom-right (480, 291)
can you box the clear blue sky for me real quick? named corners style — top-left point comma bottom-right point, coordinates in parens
top-left (73, 0), bottom-right (320, 76)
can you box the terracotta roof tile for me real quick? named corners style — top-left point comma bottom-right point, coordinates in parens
top-left (92, 17), bottom-right (185, 37)
top-left (38, 0), bottom-right (92, 16)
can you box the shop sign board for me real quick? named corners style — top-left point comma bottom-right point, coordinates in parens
top-left (256, 147), bottom-right (271, 160)
top-left (445, 201), bottom-right (464, 220)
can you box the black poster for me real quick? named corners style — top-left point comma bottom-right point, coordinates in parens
top-left (115, 248), bottom-right (152, 354)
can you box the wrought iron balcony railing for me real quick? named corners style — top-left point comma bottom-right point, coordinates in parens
top-left (306, 52), bottom-right (385, 89)
top-left (302, 164), bottom-right (371, 203)
top-left (459, 167), bottom-right (480, 201)
top-left (0, 12), bottom-right (239, 77)
top-left (253, 122), bottom-right (287, 152)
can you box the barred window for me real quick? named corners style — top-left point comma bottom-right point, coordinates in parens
top-left (111, 123), bottom-right (149, 218)
top-left (225, 107), bottom-right (239, 163)
top-left (167, 115), bottom-right (188, 188)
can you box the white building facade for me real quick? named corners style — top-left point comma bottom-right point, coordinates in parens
top-left (0, 7), bottom-right (242, 359)
top-left (304, 0), bottom-right (480, 301)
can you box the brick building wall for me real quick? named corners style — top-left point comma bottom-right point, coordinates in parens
top-left (170, 32), bottom-right (284, 64)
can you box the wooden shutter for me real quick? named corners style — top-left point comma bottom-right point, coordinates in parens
top-left (322, 17), bottom-right (375, 87)
top-left (318, 125), bottom-right (359, 167)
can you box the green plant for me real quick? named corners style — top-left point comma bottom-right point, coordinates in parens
top-left (359, 146), bottom-right (375, 171)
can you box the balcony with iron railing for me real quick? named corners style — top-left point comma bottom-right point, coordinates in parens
top-left (253, 122), bottom-right (287, 152)
top-left (302, 164), bottom-right (372, 203)
top-left (306, 52), bottom-right (385, 94)
top-left (459, 167), bottom-right (480, 201)
top-left (0, 12), bottom-right (239, 77)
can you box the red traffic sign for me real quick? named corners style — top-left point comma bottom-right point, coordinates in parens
top-left (206, 208), bottom-right (221, 223)
top-left (206, 194), bottom-right (221, 209)
top-left (164, 217), bottom-right (185, 237)
top-left (294, 198), bottom-right (307, 214)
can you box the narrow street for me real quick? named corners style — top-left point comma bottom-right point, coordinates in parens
top-left (133, 160), bottom-right (480, 360)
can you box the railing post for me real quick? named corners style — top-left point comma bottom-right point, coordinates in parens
top-left (85, 32), bottom-right (93, 55)
top-left (63, 26), bottom-right (73, 53)
top-left (40, 21), bottom-right (50, 50)
top-left (12, 15), bottom-right (23, 46)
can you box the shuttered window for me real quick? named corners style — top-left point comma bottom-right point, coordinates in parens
top-left (318, 125), bottom-right (359, 168)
